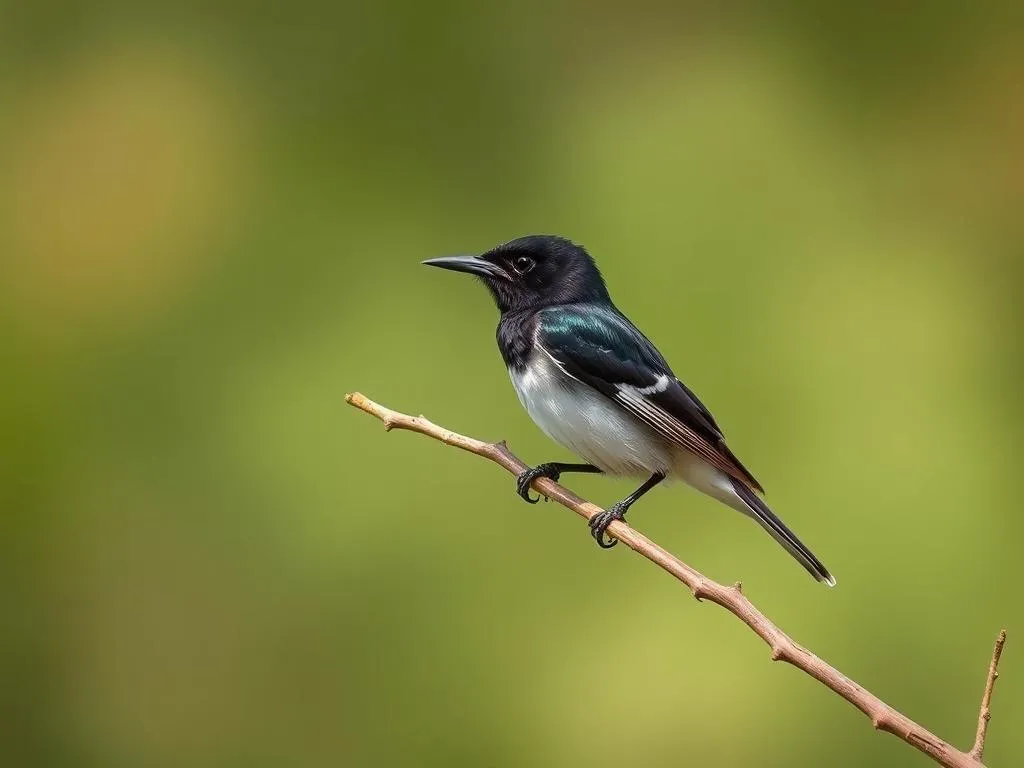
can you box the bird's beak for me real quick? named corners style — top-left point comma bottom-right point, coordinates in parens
top-left (422, 255), bottom-right (509, 280)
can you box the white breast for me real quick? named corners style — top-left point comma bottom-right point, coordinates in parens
top-left (509, 354), bottom-right (674, 477)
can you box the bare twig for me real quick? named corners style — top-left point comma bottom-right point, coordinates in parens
top-left (345, 391), bottom-right (1006, 768)
top-left (970, 630), bottom-right (1007, 761)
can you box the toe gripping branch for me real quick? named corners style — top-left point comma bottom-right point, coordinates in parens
top-left (588, 503), bottom-right (627, 549)
top-left (515, 463), bottom-right (564, 503)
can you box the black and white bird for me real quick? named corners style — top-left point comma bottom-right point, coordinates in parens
top-left (423, 235), bottom-right (834, 585)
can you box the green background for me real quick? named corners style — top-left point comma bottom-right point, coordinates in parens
top-left (2, 3), bottom-right (1021, 766)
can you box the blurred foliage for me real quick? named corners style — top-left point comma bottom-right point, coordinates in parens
top-left (1, 2), bottom-right (1022, 767)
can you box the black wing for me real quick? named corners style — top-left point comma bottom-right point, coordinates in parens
top-left (537, 304), bottom-right (763, 493)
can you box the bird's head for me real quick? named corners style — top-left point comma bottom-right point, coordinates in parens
top-left (423, 235), bottom-right (610, 313)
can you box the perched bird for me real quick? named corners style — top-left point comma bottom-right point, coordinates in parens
top-left (423, 235), bottom-right (834, 585)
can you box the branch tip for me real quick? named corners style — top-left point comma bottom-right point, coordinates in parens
top-left (970, 629), bottom-right (1007, 761)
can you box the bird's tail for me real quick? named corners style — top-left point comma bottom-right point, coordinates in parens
top-left (730, 480), bottom-right (836, 586)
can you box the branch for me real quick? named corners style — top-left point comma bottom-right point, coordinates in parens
top-left (970, 630), bottom-right (1007, 761)
top-left (345, 391), bottom-right (1006, 768)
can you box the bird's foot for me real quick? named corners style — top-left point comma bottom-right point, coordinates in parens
top-left (515, 463), bottom-right (564, 504)
top-left (588, 502), bottom-right (629, 549)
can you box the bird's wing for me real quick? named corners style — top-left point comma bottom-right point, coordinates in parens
top-left (537, 305), bottom-right (764, 493)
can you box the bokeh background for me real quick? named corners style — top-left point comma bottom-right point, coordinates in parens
top-left (2, 3), bottom-right (1022, 766)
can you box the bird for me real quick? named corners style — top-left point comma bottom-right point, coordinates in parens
top-left (423, 235), bottom-right (834, 585)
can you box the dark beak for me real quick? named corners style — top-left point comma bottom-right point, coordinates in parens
top-left (421, 255), bottom-right (509, 280)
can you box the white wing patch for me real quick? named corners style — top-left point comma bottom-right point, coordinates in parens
top-left (633, 374), bottom-right (670, 395)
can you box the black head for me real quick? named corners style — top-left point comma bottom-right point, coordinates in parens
top-left (422, 235), bottom-right (610, 313)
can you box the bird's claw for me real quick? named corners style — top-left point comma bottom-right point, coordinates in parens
top-left (588, 503), bottom-right (627, 549)
top-left (515, 463), bottom-right (562, 504)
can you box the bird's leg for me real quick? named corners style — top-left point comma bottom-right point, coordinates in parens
top-left (516, 462), bottom-right (602, 503)
top-left (589, 472), bottom-right (666, 548)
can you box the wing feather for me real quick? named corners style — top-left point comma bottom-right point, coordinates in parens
top-left (538, 305), bottom-right (763, 492)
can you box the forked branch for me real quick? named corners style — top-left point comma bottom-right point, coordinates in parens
top-left (345, 391), bottom-right (1007, 768)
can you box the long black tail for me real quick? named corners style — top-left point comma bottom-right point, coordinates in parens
top-left (731, 480), bottom-right (835, 586)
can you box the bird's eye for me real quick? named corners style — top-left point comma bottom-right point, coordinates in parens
top-left (513, 256), bottom-right (535, 274)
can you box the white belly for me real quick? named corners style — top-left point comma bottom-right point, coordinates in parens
top-left (509, 355), bottom-right (674, 476)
